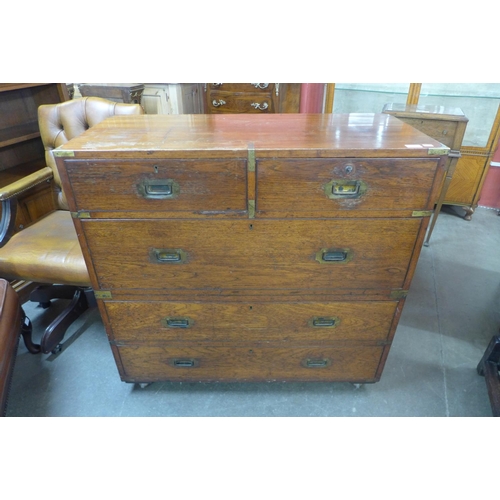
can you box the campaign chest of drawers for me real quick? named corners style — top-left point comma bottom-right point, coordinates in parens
top-left (54, 113), bottom-right (448, 384)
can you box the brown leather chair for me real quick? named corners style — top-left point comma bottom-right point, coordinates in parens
top-left (0, 279), bottom-right (32, 416)
top-left (0, 97), bottom-right (143, 354)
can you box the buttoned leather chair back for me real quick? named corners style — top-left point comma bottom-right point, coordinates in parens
top-left (39, 97), bottom-right (143, 210)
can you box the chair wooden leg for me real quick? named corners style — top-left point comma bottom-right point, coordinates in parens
top-left (477, 335), bottom-right (500, 417)
top-left (39, 288), bottom-right (90, 354)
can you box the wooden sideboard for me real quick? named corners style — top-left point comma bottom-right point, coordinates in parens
top-left (55, 113), bottom-right (448, 384)
top-left (382, 103), bottom-right (468, 243)
top-left (204, 83), bottom-right (300, 113)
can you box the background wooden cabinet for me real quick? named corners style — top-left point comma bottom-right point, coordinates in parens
top-left (204, 83), bottom-right (301, 114)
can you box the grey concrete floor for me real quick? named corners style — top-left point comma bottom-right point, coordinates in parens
top-left (5, 207), bottom-right (500, 417)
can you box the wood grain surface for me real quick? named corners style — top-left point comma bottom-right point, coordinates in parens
top-left (55, 113), bottom-right (448, 160)
top-left (257, 158), bottom-right (439, 214)
top-left (82, 218), bottom-right (421, 291)
top-left (116, 345), bottom-right (384, 382)
top-left (105, 300), bottom-right (397, 345)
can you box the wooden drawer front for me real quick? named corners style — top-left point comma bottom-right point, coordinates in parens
top-left (208, 92), bottom-right (274, 113)
top-left (257, 158), bottom-right (439, 214)
top-left (394, 118), bottom-right (459, 149)
top-left (106, 300), bottom-right (397, 344)
top-left (64, 159), bottom-right (247, 213)
top-left (208, 83), bottom-right (275, 93)
top-left (83, 218), bottom-right (420, 291)
top-left (116, 345), bottom-right (384, 382)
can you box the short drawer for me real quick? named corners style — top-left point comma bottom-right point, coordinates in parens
top-left (63, 158), bottom-right (247, 213)
top-left (256, 158), bottom-right (440, 215)
top-left (208, 92), bottom-right (274, 113)
top-left (116, 345), bottom-right (384, 382)
top-left (83, 218), bottom-right (420, 291)
top-left (105, 300), bottom-right (398, 344)
top-left (208, 83), bottom-right (275, 93)
top-left (393, 118), bottom-right (460, 149)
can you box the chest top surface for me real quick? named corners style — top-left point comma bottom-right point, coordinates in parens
top-left (55, 113), bottom-right (448, 159)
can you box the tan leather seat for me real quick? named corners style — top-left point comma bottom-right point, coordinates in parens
top-left (0, 97), bottom-right (143, 353)
top-left (0, 211), bottom-right (89, 286)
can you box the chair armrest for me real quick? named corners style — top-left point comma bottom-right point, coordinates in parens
top-left (0, 167), bottom-right (53, 248)
top-left (0, 167), bottom-right (53, 201)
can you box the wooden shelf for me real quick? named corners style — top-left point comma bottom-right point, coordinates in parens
top-left (0, 83), bottom-right (52, 93)
top-left (0, 121), bottom-right (40, 148)
top-left (0, 158), bottom-right (46, 179)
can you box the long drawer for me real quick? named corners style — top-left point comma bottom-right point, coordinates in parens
top-left (105, 300), bottom-right (398, 345)
top-left (82, 218), bottom-right (421, 291)
top-left (115, 345), bottom-right (384, 382)
top-left (256, 158), bottom-right (440, 215)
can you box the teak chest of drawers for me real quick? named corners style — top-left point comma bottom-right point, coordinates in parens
top-left (55, 113), bottom-right (448, 384)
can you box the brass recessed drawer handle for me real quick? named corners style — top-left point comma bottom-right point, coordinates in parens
top-left (324, 179), bottom-right (367, 199)
top-left (315, 248), bottom-right (354, 264)
top-left (310, 317), bottom-right (338, 328)
top-left (334, 181), bottom-right (360, 195)
top-left (157, 251), bottom-right (181, 262)
top-left (162, 317), bottom-right (192, 328)
top-left (323, 251), bottom-right (347, 262)
top-left (303, 358), bottom-right (331, 368)
top-left (138, 179), bottom-right (179, 199)
top-left (146, 183), bottom-right (172, 196)
top-left (151, 248), bottom-right (188, 264)
top-left (172, 359), bottom-right (197, 368)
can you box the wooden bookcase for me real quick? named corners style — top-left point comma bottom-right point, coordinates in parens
top-left (0, 83), bottom-right (69, 300)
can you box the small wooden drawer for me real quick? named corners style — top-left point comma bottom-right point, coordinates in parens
top-left (208, 92), bottom-right (274, 113)
top-left (115, 345), bottom-right (384, 382)
top-left (389, 118), bottom-right (459, 150)
top-left (105, 300), bottom-right (398, 344)
top-left (83, 218), bottom-right (420, 291)
top-left (256, 158), bottom-right (440, 215)
top-left (63, 158), bottom-right (247, 214)
top-left (208, 83), bottom-right (275, 93)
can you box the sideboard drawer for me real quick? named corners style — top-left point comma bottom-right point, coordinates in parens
top-left (208, 92), bottom-right (274, 113)
top-left (64, 158), bottom-right (247, 213)
top-left (257, 158), bottom-right (440, 214)
top-left (83, 218), bottom-right (420, 291)
top-left (208, 83), bottom-right (275, 93)
top-left (105, 300), bottom-right (398, 344)
top-left (116, 345), bottom-right (384, 382)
